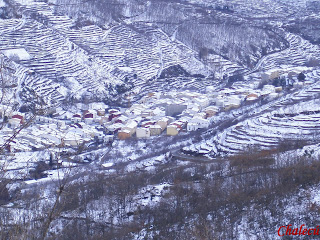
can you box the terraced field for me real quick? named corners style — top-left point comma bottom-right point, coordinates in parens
top-left (192, 0), bottom-right (309, 19)
top-left (3, 0), bottom-right (313, 108)
top-left (0, 0), bottom-right (211, 106)
top-left (186, 72), bottom-right (320, 156)
top-left (0, 17), bottom-right (121, 104)
top-left (214, 106), bottom-right (320, 154)
top-left (254, 33), bottom-right (320, 72)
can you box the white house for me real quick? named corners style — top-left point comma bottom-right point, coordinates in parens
top-left (136, 127), bottom-right (151, 138)
top-left (141, 109), bottom-right (154, 118)
top-left (181, 109), bottom-right (196, 118)
top-left (84, 110), bottom-right (96, 124)
top-left (149, 125), bottom-right (162, 136)
top-left (193, 97), bottom-right (210, 109)
top-left (156, 117), bottom-right (170, 131)
top-left (99, 116), bottom-right (109, 125)
top-left (63, 132), bottom-right (84, 147)
top-left (89, 102), bottom-right (108, 111)
top-left (215, 95), bottom-right (225, 107)
top-left (187, 122), bottom-right (198, 131)
top-left (9, 114), bottom-right (24, 128)
top-left (104, 135), bottom-right (114, 143)
top-left (72, 114), bottom-right (82, 123)
top-left (107, 123), bottom-right (124, 133)
top-left (152, 107), bottom-right (166, 118)
top-left (39, 133), bottom-right (61, 146)
top-left (167, 125), bottom-right (180, 136)
top-left (165, 100), bottom-right (188, 116)
top-left (187, 117), bottom-right (210, 131)
top-left (206, 86), bottom-right (216, 93)
top-left (122, 120), bottom-right (138, 135)
top-left (225, 96), bottom-right (242, 109)
top-left (9, 118), bottom-right (21, 128)
top-left (261, 85), bottom-right (276, 96)
top-left (125, 104), bottom-right (146, 117)
top-left (36, 116), bottom-right (66, 128)
top-left (187, 103), bottom-right (201, 112)
top-left (114, 115), bottom-right (128, 124)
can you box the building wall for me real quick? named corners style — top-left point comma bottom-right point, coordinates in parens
top-left (8, 118), bottom-right (21, 128)
top-left (122, 126), bottom-right (136, 135)
top-left (136, 128), bottom-right (151, 138)
top-left (167, 126), bottom-right (179, 136)
top-left (157, 119), bottom-right (168, 130)
top-left (118, 131), bottom-right (131, 140)
top-left (149, 125), bottom-right (162, 136)
top-left (187, 123), bottom-right (198, 131)
top-left (65, 139), bottom-right (83, 147)
top-left (165, 104), bottom-right (187, 116)
top-left (270, 71), bottom-right (280, 80)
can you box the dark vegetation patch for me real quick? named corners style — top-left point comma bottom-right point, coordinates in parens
top-left (159, 65), bottom-right (190, 79)
top-left (4, 141), bottom-right (320, 239)
top-left (286, 18), bottom-right (320, 45)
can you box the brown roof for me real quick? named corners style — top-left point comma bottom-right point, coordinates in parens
top-left (246, 93), bottom-right (258, 98)
top-left (12, 115), bottom-right (23, 120)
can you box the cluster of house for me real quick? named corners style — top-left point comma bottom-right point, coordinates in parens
top-left (2, 66), bottom-right (312, 151)
top-left (0, 86), bottom-right (285, 150)
top-left (101, 85), bottom-right (277, 140)
top-left (103, 91), bottom-right (217, 139)
top-left (261, 67), bottom-right (310, 82)
top-left (0, 105), bottom-right (106, 152)
top-left (249, 67), bottom-right (312, 89)
top-left (106, 67), bottom-right (315, 140)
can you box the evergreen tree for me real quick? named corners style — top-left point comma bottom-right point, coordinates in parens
top-left (298, 72), bottom-right (306, 82)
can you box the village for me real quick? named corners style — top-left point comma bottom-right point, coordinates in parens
top-left (0, 67), bottom-right (312, 154)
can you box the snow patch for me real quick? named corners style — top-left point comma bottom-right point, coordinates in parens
top-left (2, 48), bottom-right (31, 60)
top-left (102, 162), bottom-right (114, 168)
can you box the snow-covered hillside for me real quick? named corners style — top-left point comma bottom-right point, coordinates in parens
top-left (0, 0), bottom-right (211, 106)
top-left (1, 0), bottom-right (320, 239)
